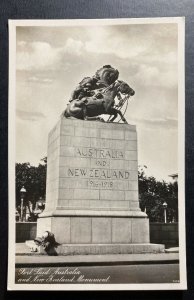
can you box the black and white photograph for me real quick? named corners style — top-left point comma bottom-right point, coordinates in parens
top-left (8, 17), bottom-right (186, 290)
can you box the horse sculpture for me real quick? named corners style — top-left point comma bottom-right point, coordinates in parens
top-left (64, 80), bottom-right (135, 124)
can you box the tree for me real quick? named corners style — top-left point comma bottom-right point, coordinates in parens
top-left (138, 166), bottom-right (178, 222)
top-left (15, 159), bottom-right (47, 210)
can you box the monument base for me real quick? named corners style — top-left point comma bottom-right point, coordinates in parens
top-left (37, 212), bottom-right (149, 244)
top-left (37, 212), bottom-right (165, 254)
top-left (39, 243), bottom-right (164, 255)
top-left (36, 118), bottom-right (165, 255)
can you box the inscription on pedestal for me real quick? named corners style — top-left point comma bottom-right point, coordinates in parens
top-left (75, 147), bottom-right (124, 159)
top-left (66, 147), bottom-right (132, 190)
top-left (46, 119), bottom-right (139, 210)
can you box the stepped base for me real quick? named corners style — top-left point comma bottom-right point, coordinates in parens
top-left (37, 215), bottom-right (150, 245)
top-left (38, 243), bottom-right (165, 255)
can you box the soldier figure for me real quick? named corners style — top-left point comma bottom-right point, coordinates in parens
top-left (95, 64), bottom-right (119, 86)
top-left (70, 76), bottom-right (99, 102)
top-left (69, 65), bottom-right (119, 102)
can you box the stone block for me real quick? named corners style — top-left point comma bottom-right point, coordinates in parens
top-left (58, 188), bottom-right (74, 200)
top-left (46, 180), bottom-right (57, 193)
top-left (128, 180), bottom-right (138, 191)
top-left (110, 139), bottom-right (126, 149)
top-left (61, 118), bottom-right (84, 127)
top-left (112, 180), bottom-right (129, 191)
top-left (60, 146), bottom-right (75, 157)
top-left (112, 218), bottom-right (132, 243)
top-left (53, 243), bottom-right (165, 255)
top-left (37, 217), bottom-right (52, 237)
top-left (90, 158), bottom-right (110, 169)
top-left (127, 170), bottom-right (138, 180)
top-left (125, 150), bottom-right (137, 160)
top-left (47, 139), bottom-right (60, 156)
top-left (110, 159), bottom-right (125, 169)
top-left (100, 129), bottom-right (124, 140)
top-left (108, 123), bottom-right (135, 131)
top-left (48, 121), bottom-right (60, 145)
top-left (90, 138), bottom-right (127, 150)
top-left (131, 218), bottom-right (149, 243)
top-left (61, 125), bottom-right (74, 136)
top-left (89, 200), bottom-right (129, 209)
top-left (60, 157), bottom-right (90, 168)
top-left (74, 189), bottom-right (99, 200)
top-left (124, 140), bottom-right (137, 150)
top-left (90, 137), bottom-right (110, 148)
top-left (59, 177), bottom-right (88, 189)
top-left (100, 190), bottom-right (125, 201)
top-left (59, 166), bottom-right (70, 177)
top-left (83, 120), bottom-right (107, 129)
top-left (57, 200), bottom-right (69, 207)
top-left (71, 218), bottom-right (92, 243)
top-left (92, 218), bottom-right (111, 243)
top-left (68, 200), bottom-right (91, 208)
top-left (125, 190), bottom-right (139, 201)
top-left (45, 189), bottom-right (59, 211)
top-left (52, 217), bottom-right (71, 244)
top-left (75, 127), bottom-right (99, 138)
top-left (60, 136), bottom-right (91, 147)
top-left (89, 200), bottom-right (109, 209)
top-left (60, 117), bottom-right (74, 126)
top-left (47, 150), bottom-right (59, 164)
top-left (109, 201), bottom-right (130, 209)
top-left (125, 160), bottom-right (138, 170)
top-left (125, 131), bottom-right (137, 140)
top-left (128, 201), bottom-right (140, 210)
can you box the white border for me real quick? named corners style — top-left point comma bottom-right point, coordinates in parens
top-left (8, 17), bottom-right (187, 291)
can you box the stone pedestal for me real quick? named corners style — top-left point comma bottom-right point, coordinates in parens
top-left (37, 118), bottom-right (164, 254)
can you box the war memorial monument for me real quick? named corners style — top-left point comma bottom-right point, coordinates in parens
top-left (37, 65), bottom-right (164, 254)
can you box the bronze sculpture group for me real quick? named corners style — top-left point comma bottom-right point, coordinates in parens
top-left (64, 65), bottom-right (135, 123)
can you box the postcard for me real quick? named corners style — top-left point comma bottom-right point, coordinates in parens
top-left (8, 17), bottom-right (186, 290)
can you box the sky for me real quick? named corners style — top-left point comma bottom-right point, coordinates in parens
top-left (15, 22), bottom-right (178, 181)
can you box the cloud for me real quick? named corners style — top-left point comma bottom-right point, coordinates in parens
top-left (16, 109), bottom-right (46, 121)
top-left (17, 38), bottom-right (84, 71)
top-left (141, 51), bottom-right (177, 65)
top-left (27, 75), bottom-right (54, 84)
top-left (131, 116), bottom-right (178, 129)
top-left (16, 25), bottom-right (178, 93)
top-left (64, 38), bottom-right (84, 55)
top-left (85, 27), bottom-right (148, 59)
top-left (17, 41), bottom-right (58, 71)
top-left (133, 63), bottom-right (177, 88)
